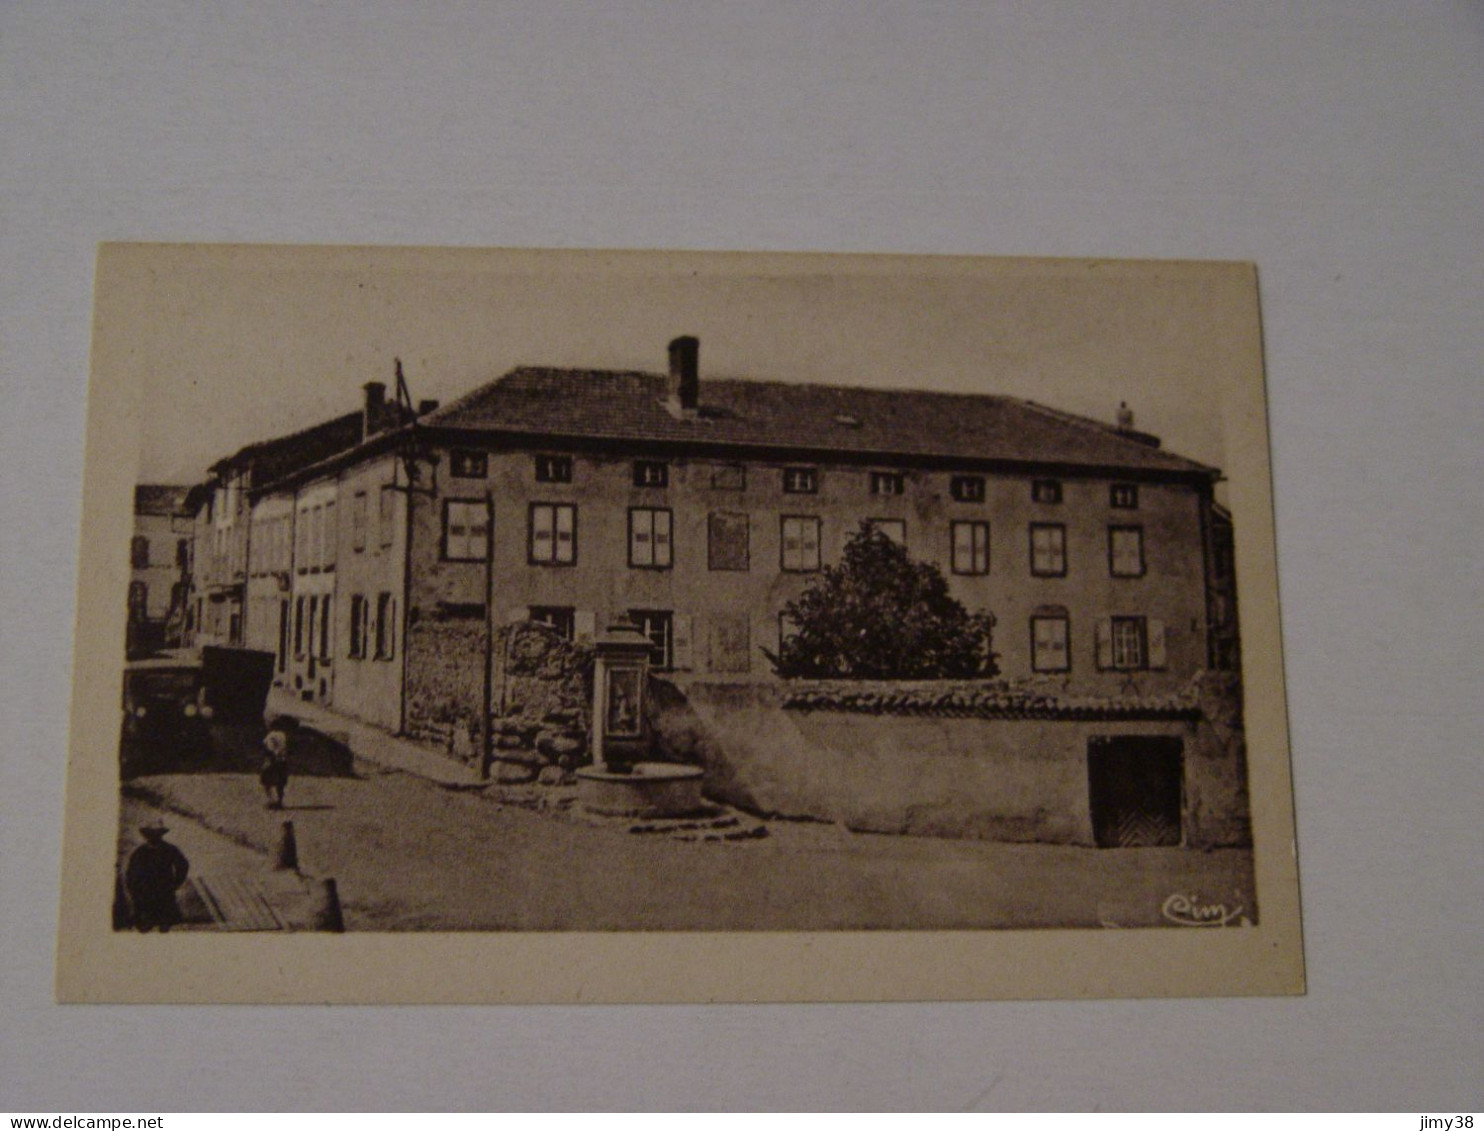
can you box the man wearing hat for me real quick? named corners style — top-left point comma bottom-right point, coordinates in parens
top-left (124, 824), bottom-right (190, 933)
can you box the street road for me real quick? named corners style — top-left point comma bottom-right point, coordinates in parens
top-left (124, 755), bottom-right (1256, 931)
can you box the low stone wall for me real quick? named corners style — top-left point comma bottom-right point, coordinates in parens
top-left (651, 675), bottom-right (1250, 848)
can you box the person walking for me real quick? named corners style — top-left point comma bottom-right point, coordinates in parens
top-left (124, 825), bottom-right (190, 933)
top-left (260, 715), bottom-right (296, 809)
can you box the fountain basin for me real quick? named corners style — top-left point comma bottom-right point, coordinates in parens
top-left (575, 762), bottom-right (706, 818)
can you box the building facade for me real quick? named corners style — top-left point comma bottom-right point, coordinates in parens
top-left (185, 392), bottom-right (401, 649)
top-left (248, 338), bottom-right (1235, 752)
top-left (128, 485), bottom-right (193, 655)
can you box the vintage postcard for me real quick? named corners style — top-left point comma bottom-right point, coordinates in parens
top-left (57, 245), bottom-right (1303, 1002)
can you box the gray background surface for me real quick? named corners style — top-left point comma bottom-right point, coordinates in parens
top-left (2, 1), bottom-right (1479, 1111)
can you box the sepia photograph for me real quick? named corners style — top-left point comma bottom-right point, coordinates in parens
top-left (58, 244), bottom-right (1302, 1002)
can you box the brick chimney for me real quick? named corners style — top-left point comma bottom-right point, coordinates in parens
top-left (668, 336), bottom-right (700, 411)
top-left (363, 381), bottom-right (387, 439)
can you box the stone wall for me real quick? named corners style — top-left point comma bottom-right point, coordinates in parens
top-left (487, 621), bottom-right (595, 783)
top-left (651, 675), bottom-right (1251, 848)
top-left (404, 616), bottom-right (487, 752)
top-left (405, 617), bottom-right (598, 778)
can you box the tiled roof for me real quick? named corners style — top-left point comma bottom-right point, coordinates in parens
top-left (133, 484), bottom-right (192, 516)
top-left (211, 412), bottom-right (366, 486)
top-left (425, 368), bottom-right (1217, 477)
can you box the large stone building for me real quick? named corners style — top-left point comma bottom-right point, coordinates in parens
top-left (245, 337), bottom-right (1237, 749)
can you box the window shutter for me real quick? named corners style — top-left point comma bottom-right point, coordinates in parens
top-left (655, 510), bottom-right (672, 567)
top-left (802, 518), bottom-right (820, 567)
top-left (673, 614), bottom-right (693, 670)
top-left (1095, 618), bottom-right (1113, 670)
top-left (555, 504), bottom-right (575, 562)
top-left (1147, 619), bottom-right (1167, 668)
top-left (574, 610), bottom-right (596, 644)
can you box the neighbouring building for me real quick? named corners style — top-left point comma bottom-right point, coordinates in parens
top-left (184, 401), bottom-right (386, 649)
top-left (128, 485), bottom-right (193, 655)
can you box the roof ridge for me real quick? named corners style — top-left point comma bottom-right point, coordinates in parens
top-left (215, 409), bottom-right (362, 467)
top-left (1015, 398), bottom-right (1215, 471)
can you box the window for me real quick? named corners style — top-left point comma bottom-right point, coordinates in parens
top-left (128, 581), bottom-right (147, 623)
top-left (322, 501), bottom-right (336, 569)
top-left (299, 593), bottom-right (314, 656)
top-left (130, 536), bottom-right (150, 569)
top-left (870, 471), bottom-right (905, 496)
top-left (781, 516), bottom-right (822, 572)
top-left (633, 460), bottom-right (668, 488)
top-left (529, 503), bottom-right (576, 565)
top-left (306, 506), bottom-right (321, 571)
top-left (1109, 525), bottom-right (1145, 577)
top-left (349, 595), bottom-right (366, 658)
top-left (294, 596), bottom-right (305, 656)
top-left (1111, 616), bottom-right (1145, 670)
top-left (443, 499), bottom-right (489, 561)
top-left (1031, 614), bottom-right (1070, 673)
top-left (783, 467), bottom-right (817, 494)
top-left (951, 521), bottom-right (990, 575)
top-left (319, 594), bottom-right (333, 661)
top-left (1030, 523), bottom-right (1067, 576)
top-left (629, 609), bottom-right (673, 670)
top-left (352, 491), bottom-right (367, 552)
top-left (1032, 479), bottom-right (1063, 504)
top-left (1111, 483), bottom-right (1139, 509)
top-left (951, 475), bottom-right (985, 503)
top-left (379, 485), bottom-right (395, 548)
top-left (529, 606), bottom-right (575, 640)
top-left (449, 449), bottom-right (487, 479)
top-left (1096, 616), bottom-right (1166, 670)
top-left (710, 464), bottom-right (746, 490)
top-left (629, 507), bottom-right (673, 569)
top-left (708, 512), bottom-right (749, 571)
top-left (375, 592), bottom-right (396, 660)
top-left (535, 455), bottom-right (572, 483)
top-left (867, 518), bottom-right (906, 546)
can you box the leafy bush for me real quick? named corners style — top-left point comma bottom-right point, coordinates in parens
top-left (763, 522), bottom-right (997, 679)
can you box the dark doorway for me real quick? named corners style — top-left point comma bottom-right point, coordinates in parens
top-left (1088, 735), bottom-right (1184, 847)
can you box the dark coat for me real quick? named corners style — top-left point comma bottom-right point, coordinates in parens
top-left (124, 838), bottom-right (190, 930)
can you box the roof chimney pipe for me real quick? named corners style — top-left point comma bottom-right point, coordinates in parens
top-left (363, 381), bottom-right (387, 439)
top-left (668, 336), bottom-right (700, 411)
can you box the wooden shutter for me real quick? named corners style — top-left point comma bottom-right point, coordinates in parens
top-left (574, 610), bottom-right (596, 644)
top-left (1147, 619), bottom-right (1167, 668)
top-left (1095, 618), bottom-right (1114, 669)
top-left (802, 517), bottom-right (820, 568)
top-left (672, 614), bottom-right (693, 670)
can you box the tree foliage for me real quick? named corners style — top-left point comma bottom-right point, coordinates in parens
top-left (763, 522), bottom-right (998, 679)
